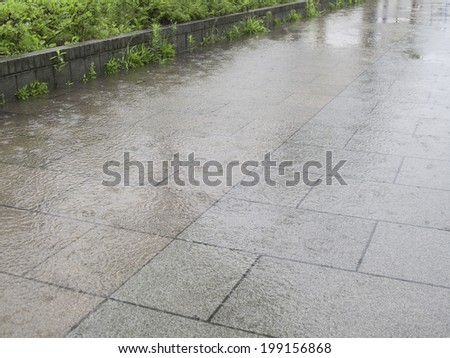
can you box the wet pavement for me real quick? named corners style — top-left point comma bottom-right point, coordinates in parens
top-left (1, 0), bottom-right (450, 337)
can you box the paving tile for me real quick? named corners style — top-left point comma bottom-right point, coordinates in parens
top-left (2, 0), bottom-right (450, 339)
top-left (212, 257), bottom-right (450, 337)
top-left (26, 227), bottom-right (171, 296)
top-left (179, 197), bottom-right (376, 270)
top-left (281, 93), bottom-right (335, 108)
top-left (46, 144), bottom-right (173, 180)
top-left (113, 241), bottom-right (256, 320)
top-left (0, 273), bottom-right (102, 337)
top-left (272, 144), bottom-right (403, 183)
top-left (231, 110), bottom-right (314, 145)
top-left (147, 131), bottom-right (260, 163)
top-left (286, 123), bottom-right (356, 149)
top-left (308, 106), bottom-right (420, 134)
top-left (360, 222), bottom-right (450, 287)
top-left (0, 131), bottom-right (80, 168)
top-left (226, 168), bottom-right (320, 207)
top-left (372, 101), bottom-right (450, 122)
top-left (415, 118), bottom-right (450, 138)
top-left (0, 163), bottom-right (86, 210)
top-left (346, 130), bottom-right (450, 160)
top-left (68, 300), bottom-right (258, 338)
top-left (395, 157), bottom-right (450, 191)
top-left (41, 180), bottom-right (218, 237)
top-left (300, 181), bottom-right (450, 231)
top-left (0, 207), bottom-right (94, 275)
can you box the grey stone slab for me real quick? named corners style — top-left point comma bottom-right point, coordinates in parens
top-left (0, 75), bottom-right (17, 102)
top-left (308, 105), bottom-right (420, 134)
top-left (0, 132), bottom-right (79, 168)
top-left (26, 227), bottom-right (171, 296)
top-left (373, 101), bottom-right (450, 122)
top-left (415, 118), bottom-right (450, 138)
top-left (281, 93), bottom-right (334, 108)
top-left (113, 241), bottom-right (256, 320)
top-left (1, 94), bottom-right (78, 116)
top-left (287, 123), bottom-right (356, 149)
top-left (226, 168), bottom-right (320, 207)
top-left (68, 300), bottom-right (258, 338)
top-left (41, 180), bottom-right (218, 238)
top-left (346, 130), bottom-right (450, 160)
top-left (212, 257), bottom-right (450, 337)
top-left (0, 207), bottom-right (94, 275)
top-left (35, 66), bottom-right (55, 90)
top-left (300, 181), bottom-right (450, 231)
top-left (360, 222), bottom-right (450, 287)
top-left (0, 273), bottom-right (102, 337)
top-left (230, 111), bottom-right (314, 149)
top-left (272, 144), bottom-right (403, 183)
top-left (395, 157), bottom-right (450, 191)
top-left (0, 162), bottom-right (86, 210)
top-left (311, 72), bottom-right (362, 86)
top-left (1, 0), bottom-right (450, 339)
top-left (15, 71), bottom-right (35, 89)
top-left (179, 197), bottom-right (376, 270)
top-left (323, 96), bottom-right (379, 114)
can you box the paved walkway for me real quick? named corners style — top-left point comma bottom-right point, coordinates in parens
top-left (1, 0), bottom-right (450, 337)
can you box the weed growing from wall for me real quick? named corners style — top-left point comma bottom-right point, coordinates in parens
top-left (105, 58), bottom-right (121, 74)
top-left (82, 62), bottom-right (97, 82)
top-left (50, 50), bottom-right (67, 72)
top-left (305, 0), bottom-right (322, 18)
top-left (15, 80), bottom-right (48, 100)
top-left (285, 9), bottom-right (301, 22)
top-left (187, 34), bottom-right (196, 53)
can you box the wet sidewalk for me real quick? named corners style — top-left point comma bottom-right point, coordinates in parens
top-left (1, 0), bottom-right (450, 337)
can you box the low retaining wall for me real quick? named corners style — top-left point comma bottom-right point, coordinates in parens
top-left (0, 0), bottom-right (331, 103)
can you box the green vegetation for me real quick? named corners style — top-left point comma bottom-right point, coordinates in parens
top-left (104, 23), bottom-right (175, 74)
top-left (15, 80), bottom-right (48, 100)
top-left (304, 0), bottom-right (322, 18)
top-left (285, 9), bottom-right (301, 22)
top-left (187, 34), bottom-right (196, 53)
top-left (29, 79), bottom-right (49, 96)
top-left (82, 62), bottom-right (97, 82)
top-left (226, 16), bottom-right (268, 41)
top-left (202, 16), bottom-right (269, 45)
top-left (15, 85), bottom-right (29, 101)
top-left (0, 0), bottom-right (296, 56)
top-left (50, 49), bottom-right (67, 72)
top-left (105, 58), bottom-right (121, 75)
